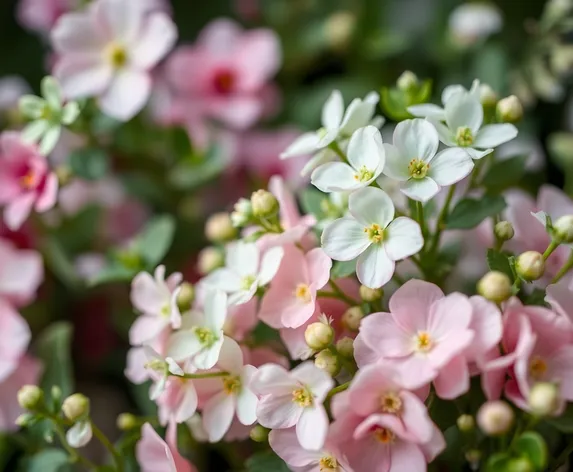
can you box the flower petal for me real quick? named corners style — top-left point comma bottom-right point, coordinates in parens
top-left (167, 331), bottom-right (203, 361)
top-left (296, 406), bottom-right (328, 451)
top-left (203, 391), bottom-right (235, 442)
top-left (205, 290), bottom-right (227, 332)
top-left (474, 124), bottom-right (518, 148)
top-left (445, 94), bottom-right (483, 134)
top-left (131, 12), bottom-right (177, 69)
top-left (311, 162), bottom-right (361, 193)
top-left (348, 186), bottom-right (394, 227)
top-left (356, 244), bottom-right (395, 288)
top-left (99, 70), bottom-right (151, 121)
top-left (401, 178), bottom-right (440, 203)
top-left (393, 118), bottom-right (438, 162)
top-left (384, 217), bottom-right (424, 260)
top-left (346, 125), bottom-right (385, 172)
top-left (407, 104), bottom-right (446, 120)
top-left (339, 99), bottom-right (377, 136)
top-left (291, 362), bottom-right (334, 401)
top-left (281, 132), bottom-right (321, 159)
top-left (258, 246), bottom-right (285, 285)
top-left (428, 147), bottom-right (474, 186)
top-left (465, 147), bottom-right (494, 160)
top-left (321, 90), bottom-right (344, 129)
top-left (380, 143), bottom-right (409, 181)
top-left (67, 421), bottom-right (92, 448)
top-left (321, 217), bottom-right (370, 261)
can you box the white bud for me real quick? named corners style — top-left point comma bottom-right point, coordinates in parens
top-left (305, 322), bottom-right (335, 351)
top-left (516, 251), bottom-right (545, 282)
top-left (197, 247), bottom-right (224, 275)
top-left (17, 385), bottom-right (43, 410)
top-left (231, 198), bottom-right (253, 227)
top-left (496, 95), bottom-right (523, 123)
top-left (62, 393), bottom-right (90, 422)
top-left (251, 190), bottom-right (279, 217)
top-left (359, 285), bottom-right (383, 302)
top-left (480, 84), bottom-right (498, 107)
top-left (477, 271), bottom-right (512, 303)
top-left (477, 400), bottom-right (514, 436)
top-left (457, 414), bottom-right (475, 432)
top-left (342, 306), bottom-right (364, 332)
top-left (554, 215), bottom-right (573, 243)
top-left (529, 382), bottom-right (561, 417)
top-left (336, 336), bottom-right (354, 359)
top-left (494, 221), bottom-right (514, 241)
top-left (205, 212), bottom-right (236, 243)
top-left (397, 71), bottom-right (419, 92)
top-left (314, 350), bottom-right (341, 376)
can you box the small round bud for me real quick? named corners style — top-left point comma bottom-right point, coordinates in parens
top-left (397, 71), bottom-right (418, 92)
top-left (205, 212), bottom-right (237, 243)
top-left (477, 400), bottom-right (514, 436)
top-left (457, 414), bottom-right (475, 432)
top-left (516, 251), bottom-right (545, 282)
top-left (494, 221), bottom-right (514, 242)
top-left (117, 413), bottom-right (138, 431)
top-left (324, 11), bottom-right (356, 50)
top-left (336, 336), bottom-right (354, 359)
top-left (479, 84), bottom-right (498, 107)
top-left (507, 458), bottom-right (534, 472)
top-left (231, 198), bottom-right (253, 227)
top-left (342, 306), bottom-right (364, 332)
top-left (359, 285), bottom-right (382, 302)
top-left (477, 271), bottom-right (512, 303)
top-left (496, 95), bottom-right (523, 123)
top-left (249, 425), bottom-right (269, 443)
top-left (17, 385), bottom-right (43, 411)
top-left (251, 190), bottom-right (279, 218)
top-left (529, 382), bottom-right (561, 417)
top-left (554, 215), bottom-right (573, 243)
top-left (62, 393), bottom-right (90, 422)
top-left (314, 350), bottom-right (341, 377)
top-left (305, 322), bottom-right (335, 351)
top-left (51, 386), bottom-right (62, 404)
top-left (176, 282), bottom-right (195, 312)
top-left (197, 247), bottom-right (224, 275)
top-left (55, 165), bottom-right (72, 186)
top-left (15, 413), bottom-right (35, 427)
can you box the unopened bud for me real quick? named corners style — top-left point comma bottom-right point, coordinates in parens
top-left (324, 11), bottom-right (356, 50)
top-left (516, 251), bottom-right (545, 282)
top-left (336, 336), bottom-right (354, 359)
top-left (477, 271), bottom-right (512, 303)
top-left (55, 165), bottom-right (72, 187)
top-left (496, 95), bottom-right (523, 123)
top-left (554, 215), bottom-right (573, 243)
top-left (17, 385), bottom-right (43, 411)
top-left (117, 413), bottom-right (138, 431)
top-left (342, 306), bottom-right (364, 332)
top-left (197, 247), bottom-right (224, 275)
top-left (359, 285), bottom-right (382, 302)
top-left (205, 212), bottom-right (236, 243)
top-left (231, 198), bottom-right (253, 227)
top-left (480, 84), bottom-right (498, 107)
top-left (397, 71), bottom-right (418, 92)
top-left (457, 414), bottom-right (475, 432)
top-left (249, 425), bottom-right (269, 443)
top-left (305, 322), bottom-right (335, 350)
top-left (494, 221), bottom-right (514, 242)
top-left (15, 413), bottom-right (35, 427)
top-left (529, 382), bottom-right (561, 417)
top-left (251, 190), bottom-right (279, 218)
top-left (507, 457), bottom-right (535, 472)
top-left (176, 282), bottom-right (195, 312)
top-left (314, 350), bottom-right (341, 376)
top-left (51, 386), bottom-right (62, 403)
top-left (62, 393), bottom-right (90, 422)
top-left (477, 400), bottom-right (514, 436)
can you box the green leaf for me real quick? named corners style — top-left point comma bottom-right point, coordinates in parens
top-left (42, 237), bottom-right (81, 289)
top-left (331, 260), bottom-right (356, 279)
top-left (35, 322), bottom-right (74, 400)
top-left (515, 431), bottom-right (548, 470)
top-left (380, 86), bottom-right (410, 121)
top-left (69, 147), bottom-right (109, 180)
top-left (482, 155), bottom-right (528, 192)
top-left (487, 249), bottom-right (514, 279)
top-left (485, 453), bottom-right (512, 472)
top-left (245, 451), bottom-right (290, 472)
top-left (548, 402), bottom-right (573, 432)
top-left (168, 145), bottom-right (226, 189)
top-left (89, 262), bottom-right (137, 287)
top-left (525, 288), bottom-right (547, 307)
top-left (300, 188), bottom-right (327, 219)
top-left (136, 215), bottom-right (176, 266)
top-left (446, 195), bottom-right (507, 230)
top-left (26, 448), bottom-right (73, 472)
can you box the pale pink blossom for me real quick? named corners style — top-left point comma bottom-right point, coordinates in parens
top-left (546, 279), bottom-right (573, 324)
top-left (0, 238), bottom-right (43, 307)
top-left (251, 362), bottom-right (334, 451)
top-left (158, 373), bottom-right (198, 425)
top-left (17, 0), bottom-right (74, 35)
top-left (142, 345), bottom-right (184, 401)
top-left (259, 245), bottom-right (332, 329)
top-left (125, 330), bottom-right (169, 385)
top-left (0, 132), bottom-right (58, 230)
top-left (0, 76), bottom-right (30, 111)
top-left (136, 422), bottom-right (197, 472)
top-left (52, 0), bottom-right (177, 121)
top-left (223, 298), bottom-right (258, 341)
top-left (0, 299), bottom-right (31, 382)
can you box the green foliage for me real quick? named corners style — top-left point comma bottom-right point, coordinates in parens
top-left (446, 195), bottom-right (506, 230)
top-left (331, 260), bottom-right (357, 279)
top-left (380, 79), bottom-right (432, 121)
top-left (485, 453), bottom-right (512, 472)
top-left (69, 147), bottom-right (109, 180)
top-left (300, 187), bottom-right (327, 219)
top-left (548, 403), bottom-right (573, 433)
top-left (245, 451), bottom-right (290, 472)
top-left (136, 215), bottom-right (176, 267)
top-left (487, 249), bottom-right (514, 280)
top-left (35, 322), bottom-right (74, 399)
top-left (168, 144), bottom-right (227, 190)
top-left (514, 432), bottom-right (548, 470)
top-left (482, 155), bottom-right (528, 193)
top-left (25, 449), bottom-right (73, 472)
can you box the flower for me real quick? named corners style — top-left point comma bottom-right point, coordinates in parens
top-left (16, 0), bottom-right (73, 35)
top-left (129, 266), bottom-right (183, 346)
top-left (202, 241), bottom-right (284, 305)
top-left (0, 299), bottom-right (31, 384)
top-left (258, 245), bottom-right (332, 329)
top-left (142, 345), bottom-right (184, 400)
top-left (0, 132), bottom-right (58, 230)
top-left (448, 2), bottom-right (503, 47)
top-left (250, 362), bottom-right (334, 450)
top-left (0, 238), bottom-right (43, 307)
top-left (52, 0), bottom-right (177, 121)
top-left (157, 368), bottom-right (198, 425)
top-left (167, 291), bottom-right (228, 370)
top-left (311, 126), bottom-right (386, 193)
top-left (321, 187), bottom-right (423, 288)
top-left (380, 119), bottom-right (474, 202)
top-left (201, 337), bottom-right (258, 442)
top-left (67, 420), bottom-right (92, 448)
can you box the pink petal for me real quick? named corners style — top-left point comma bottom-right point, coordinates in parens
top-left (175, 384), bottom-right (198, 423)
top-left (348, 363), bottom-right (401, 416)
top-left (297, 406), bottom-right (329, 451)
top-left (538, 184), bottom-right (573, 220)
top-left (389, 439), bottom-right (426, 472)
top-left (269, 428), bottom-right (322, 467)
top-left (131, 271), bottom-right (168, 315)
top-left (51, 11), bottom-right (108, 54)
top-left (428, 292), bottom-right (472, 339)
top-left (197, 18), bottom-right (242, 52)
top-left (291, 362), bottom-right (334, 401)
top-left (359, 313), bottom-right (413, 358)
top-left (35, 173), bottom-right (58, 212)
top-left (0, 300), bottom-right (30, 381)
top-left (55, 57), bottom-right (112, 99)
top-left (306, 248), bottom-right (332, 290)
top-left (433, 355), bottom-right (470, 399)
top-left (400, 390), bottom-right (434, 443)
top-left (97, 0), bottom-right (143, 43)
top-left (465, 296), bottom-right (503, 362)
top-left (131, 12), bottom-right (177, 69)
top-left (4, 193), bottom-right (35, 230)
top-left (129, 315), bottom-right (167, 346)
top-left (202, 391), bottom-right (235, 442)
top-left (136, 423), bottom-right (176, 472)
top-left (99, 70), bottom-right (151, 121)
top-left (269, 175), bottom-right (302, 230)
top-left (428, 330), bottom-right (474, 369)
top-left (353, 334), bottom-right (382, 368)
top-left (216, 336), bottom-right (244, 374)
top-left (389, 279), bottom-right (444, 333)
top-left (250, 363), bottom-right (296, 395)
top-left (235, 29), bottom-right (281, 91)
top-left (547, 346), bottom-right (573, 401)
top-left (256, 393), bottom-right (301, 429)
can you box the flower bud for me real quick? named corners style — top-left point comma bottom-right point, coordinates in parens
top-left (231, 198), bottom-right (253, 227)
top-left (554, 215), bottom-right (573, 243)
top-left (17, 385), bottom-right (43, 411)
top-left (251, 190), bottom-right (279, 218)
top-left (457, 414), bottom-right (475, 432)
top-left (324, 11), bottom-right (356, 51)
top-left (15, 413), bottom-right (35, 427)
top-left (516, 251), bottom-right (545, 282)
top-left (55, 165), bottom-right (72, 187)
top-left (336, 336), bottom-right (354, 359)
top-left (529, 382), bottom-right (561, 417)
top-left (359, 285), bottom-right (382, 302)
top-left (62, 393), bottom-right (90, 422)
top-left (176, 282), bottom-right (195, 312)
top-left (197, 247), bottom-right (224, 275)
top-left (305, 322), bottom-right (335, 350)
top-left (477, 271), bottom-right (512, 303)
top-left (342, 306), bottom-right (364, 332)
top-left (205, 212), bottom-right (237, 243)
top-left (249, 425), bottom-right (269, 443)
top-left (477, 400), bottom-right (514, 436)
top-left (397, 71), bottom-right (418, 92)
top-left (496, 95), bottom-right (523, 123)
top-left (480, 84), bottom-right (498, 107)
top-left (494, 221), bottom-right (514, 242)
top-left (116, 413), bottom-right (138, 431)
top-left (314, 350), bottom-right (341, 376)
top-left (507, 458), bottom-right (535, 472)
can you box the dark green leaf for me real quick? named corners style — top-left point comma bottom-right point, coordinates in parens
top-left (245, 451), bottom-right (290, 472)
top-left (485, 453), bottom-right (512, 472)
top-left (42, 238), bottom-right (81, 289)
top-left (171, 127), bottom-right (193, 159)
top-left (487, 249), bottom-right (514, 279)
top-left (548, 403), bottom-right (573, 432)
top-left (446, 195), bottom-right (507, 230)
top-left (26, 448), bottom-right (73, 472)
top-left (168, 145), bottom-right (226, 189)
top-left (300, 188), bottom-right (327, 218)
top-left (482, 155), bottom-right (528, 192)
top-left (130, 382), bottom-right (157, 417)
top-left (137, 215), bottom-right (176, 266)
top-left (525, 288), bottom-right (547, 307)
top-left (331, 260), bottom-right (356, 279)
top-left (89, 263), bottom-right (137, 287)
top-left (412, 79), bottom-right (433, 104)
top-left (380, 86), bottom-right (410, 121)
top-left (515, 432), bottom-right (548, 470)
top-left (69, 147), bottom-right (109, 180)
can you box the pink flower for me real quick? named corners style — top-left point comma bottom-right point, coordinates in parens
top-left (546, 279), bottom-right (573, 325)
top-left (0, 299), bottom-right (31, 382)
top-left (0, 132), bottom-right (58, 230)
top-left (17, 0), bottom-right (73, 35)
top-left (357, 280), bottom-right (474, 391)
top-left (259, 245), bottom-right (332, 329)
top-left (0, 238), bottom-right (43, 307)
top-left (158, 374), bottom-right (198, 425)
top-left (223, 298), bottom-right (258, 341)
top-left (136, 422), bottom-right (197, 472)
top-left (52, 0), bottom-right (177, 121)
top-left (250, 362), bottom-right (334, 450)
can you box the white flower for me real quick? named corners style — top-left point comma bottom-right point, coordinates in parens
top-left (449, 3), bottom-right (503, 47)
top-left (142, 345), bottom-right (184, 400)
top-left (67, 420), bottom-right (92, 448)
top-left (203, 241), bottom-right (284, 305)
top-left (166, 290), bottom-right (228, 369)
top-left (380, 119), bottom-right (474, 202)
top-left (321, 187), bottom-right (423, 288)
top-left (310, 126), bottom-right (385, 193)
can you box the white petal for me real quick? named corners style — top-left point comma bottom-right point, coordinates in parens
top-left (356, 244), bottom-right (395, 289)
top-left (445, 94), bottom-right (483, 134)
top-left (55, 58), bottom-right (112, 99)
top-left (441, 84), bottom-right (466, 105)
top-left (166, 358), bottom-right (184, 376)
top-left (315, 128), bottom-right (339, 148)
top-left (19, 95), bottom-right (45, 119)
top-left (66, 421), bottom-right (92, 448)
top-left (217, 336), bottom-right (244, 373)
top-left (202, 268), bottom-right (242, 293)
top-left (21, 120), bottom-right (49, 143)
top-left (346, 125), bottom-right (385, 172)
top-left (380, 143), bottom-right (409, 181)
top-left (393, 119), bottom-right (438, 162)
top-left (407, 104), bottom-right (446, 120)
top-left (131, 12), bottom-right (177, 69)
top-left (167, 331), bottom-right (203, 361)
top-left (290, 362), bottom-right (334, 401)
top-left (61, 102), bottom-right (80, 125)
top-left (300, 149), bottom-right (336, 176)
top-left (364, 91), bottom-right (380, 105)
top-left (98, 70), bottom-right (151, 121)
top-left (296, 407), bottom-right (329, 451)
top-left (429, 147), bottom-right (474, 186)
top-left (258, 246), bottom-right (285, 285)
top-left (281, 132), bottom-right (321, 159)
top-left (97, 0), bottom-right (143, 42)
top-left (321, 90), bottom-right (344, 129)
top-left (465, 147), bottom-right (494, 160)
top-left (39, 126), bottom-right (61, 155)
top-left (203, 392), bottom-right (235, 442)
top-left (339, 99), bottom-right (377, 136)
top-left (401, 178), bottom-right (440, 202)
top-left (194, 337), bottom-right (224, 369)
top-left (311, 162), bottom-right (361, 193)
top-left (321, 217), bottom-right (370, 261)
top-left (348, 186), bottom-right (394, 227)
top-left (385, 217), bottom-right (424, 260)
top-left (229, 242), bottom-right (259, 277)
top-left (236, 386), bottom-right (258, 425)
top-left (205, 290), bottom-right (227, 331)
top-left (431, 120), bottom-right (457, 146)
top-left (474, 124), bottom-right (518, 148)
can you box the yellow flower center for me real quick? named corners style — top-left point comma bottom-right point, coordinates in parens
top-left (160, 304), bottom-right (170, 318)
top-left (292, 387), bottom-right (313, 407)
top-left (194, 327), bottom-right (216, 347)
top-left (414, 331), bottom-right (433, 353)
top-left (373, 427), bottom-right (395, 444)
top-left (294, 283), bottom-right (312, 303)
top-left (145, 359), bottom-right (166, 372)
top-left (20, 170), bottom-right (37, 189)
top-left (241, 275), bottom-right (256, 291)
top-left (380, 392), bottom-right (402, 414)
top-left (319, 455), bottom-right (339, 471)
top-left (455, 126), bottom-right (474, 147)
top-left (354, 165), bottom-right (374, 182)
top-left (106, 43), bottom-right (128, 68)
top-left (364, 223), bottom-right (385, 244)
top-left (407, 159), bottom-right (429, 179)
top-left (223, 375), bottom-right (242, 395)
top-left (529, 356), bottom-right (547, 379)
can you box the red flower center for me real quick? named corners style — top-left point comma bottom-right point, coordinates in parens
top-left (212, 69), bottom-right (236, 95)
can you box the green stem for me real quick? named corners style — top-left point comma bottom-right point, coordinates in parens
top-left (543, 240), bottom-right (560, 260)
top-left (44, 414), bottom-right (97, 469)
top-left (91, 422), bottom-right (123, 472)
top-left (416, 201), bottom-right (427, 240)
top-left (329, 141), bottom-right (349, 164)
top-left (326, 381), bottom-right (350, 400)
top-left (429, 184), bottom-right (456, 255)
top-left (177, 371), bottom-right (229, 380)
top-left (551, 439), bottom-right (573, 471)
top-left (326, 279), bottom-right (360, 306)
top-left (552, 250), bottom-right (573, 284)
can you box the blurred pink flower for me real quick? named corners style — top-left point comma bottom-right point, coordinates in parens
top-left (0, 132), bottom-right (58, 230)
top-left (0, 238), bottom-right (43, 307)
top-left (0, 76), bottom-right (30, 111)
top-left (136, 422), bottom-right (196, 472)
top-left (52, 0), bottom-right (177, 120)
top-left (224, 298), bottom-right (258, 341)
top-left (0, 299), bottom-right (31, 382)
top-left (158, 373), bottom-right (198, 426)
top-left (17, 0), bottom-right (74, 35)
